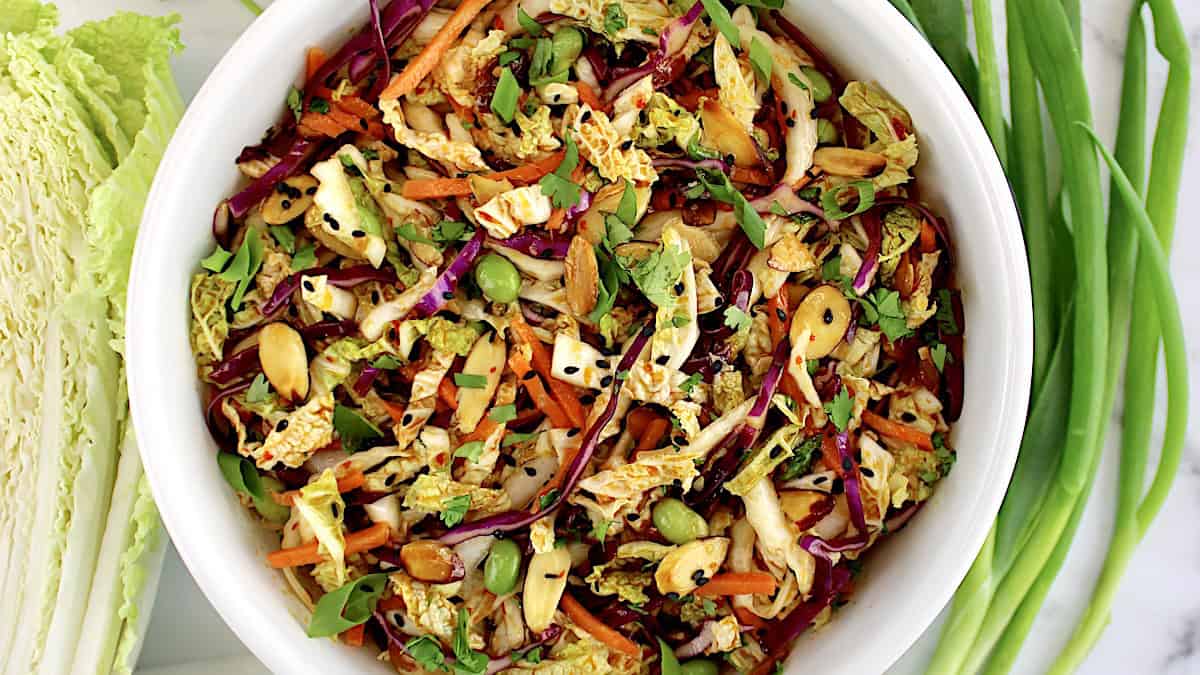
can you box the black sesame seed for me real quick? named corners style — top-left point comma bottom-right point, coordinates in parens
top-left (538, 248), bottom-right (554, 259)
top-left (813, 475), bottom-right (828, 484)
top-left (725, 154), bottom-right (735, 165)
top-left (580, 110), bottom-right (592, 123)
top-left (861, 467), bottom-right (876, 478)
top-left (501, 455), bottom-right (517, 466)
top-left (672, 478), bottom-right (682, 487)
top-left (674, 282), bottom-right (684, 294)
top-left (786, 118), bottom-right (796, 128)
top-left (306, 186), bottom-right (318, 195)
top-left (383, 183), bottom-right (392, 193)
top-left (567, 427), bottom-right (580, 437)
top-left (620, 139), bottom-right (633, 150)
top-left (402, 413), bottom-right (413, 425)
top-left (626, 512), bottom-right (639, 521)
top-left (692, 569), bottom-right (706, 581)
top-left (303, 280), bottom-right (315, 292)
top-left (384, 474), bottom-right (397, 487)
top-left (564, 366), bottom-right (579, 374)
top-left (600, 375), bottom-right (613, 387)
top-left (823, 308), bottom-right (834, 324)
top-left (770, 446), bottom-right (784, 458)
top-left (642, 323), bottom-right (655, 337)
top-left (275, 419), bottom-right (289, 432)
top-left (902, 412), bottom-right (917, 423)
top-left (522, 371), bottom-right (537, 381)
top-left (524, 467), bottom-right (537, 477)
top-left (544, 573), bottom-right (558, 579)
top-left (580, 394), bottom-right (596, 405)
top-left (281, 199), bottom-right (292, 209)
top-left (780, 101), bottom-right (790, 114)
top-left (832, 477), bottom-right (845, 494)
top-left (673, 435), bottom-right (687, 446)
top-left (359, 118), bottom-right (369, 130)
top-left (655, 355), bottom-right (669, 366)
top-left (371, 291), bottom-right (381, 303)
top-left (275, 182), bottom-right (288, 194)
top-left (712, 358), bottom-right (725, 371)
top-left (330, 219), bottom-right (341, 231)
top-left (352, 230), bottom-right (366, 238)
top-left (776, 308), bottom-right (787, 322)
top-left (596, 359), bottom-right (611, 369)
top-left (442, 291), bottom-right (455, 300)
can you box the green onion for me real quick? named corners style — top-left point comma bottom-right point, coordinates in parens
top-left (490, 67), bottom-right (520, 124)
top-left (971, 0), bottom-right (1007, 162)
top-left (909, 0), bottom-right (979, 102)
top-left (820, 180), bottom-right (876, 220)
top-left (699, 0), bottom-right (739, 46)
top-left (887, 0), bottom-right (927, 36)
top-left (454, 373), bottom-right (488, 389)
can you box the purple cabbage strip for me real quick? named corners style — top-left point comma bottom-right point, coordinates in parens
top-left (563, 189), bottom-right (594, 224)
top-left (412, 229), bottom-right (487, 318)
top-left (209, 346), bottom-right (261, 385)
top-left (362, 0), bottom-right (393, 98)
top-left (353, 366), bottom-right (382, 396)
top-left (300, 320), bottom-right (358, 341)
top-left (492, 232), bottom-right (574, 260)
top-left (438, 324), bottom-right (654, 545)
top-left (228, 138), bottom-right (317, 218)
top-left (205, 380), bottom-right (252, 431)
top-left (307, 0), bottom-right (435, 93)
top-left (883, 500), bottom-right (923, 533)
top-left (851, 209), bottom-right (882, 295)
top-left (652, 157), bottom-right (730, 173)
top-left (749, 183), bottom-right (825, 220)
top-left (262, 276), bottom-right (303, 317)
top-left (759, 564), bottom-right (852, 667)
top-left (602, 0), bottom-right (704, 100)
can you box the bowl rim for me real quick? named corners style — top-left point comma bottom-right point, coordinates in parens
top-left (126, 0), bottom-right (1031, 673)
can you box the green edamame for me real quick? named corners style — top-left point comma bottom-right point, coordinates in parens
top-left (474, 253), bottom-right (522, 304)
top-left (801, 66), bottom-right (833, 103)
top-left (254, 476), bottom-right (292, 524)
top-left (816, 118), bottom-right (839, 145)
top-left (484, 538), bottom-right (522, 594)
top-left (680, 660), bottom-right (720, 675)
top-left (652, 498), bottom-right (708, 545)
top-left (551, 27), bottom-right (584, 71)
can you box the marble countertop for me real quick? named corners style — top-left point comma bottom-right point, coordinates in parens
top-left (54, 1), bottom-right (1200, 673)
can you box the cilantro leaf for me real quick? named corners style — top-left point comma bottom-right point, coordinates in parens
top-left (217, 452), bottom-right (265, 500)
top-left (221, 231), bottom-right (266, 309)
top-left (723, 306), bottom-right (753, 333)
top-left (622, 243), bottom-right (692, 308)
top-left (396, 222), bottom-right (436, 246)
top-left (538, 489), bottom-right (560, 510)
top-left (697, 169), bottom-right (766, 249)
top-left (614, 180), bottom-right (638, 226)
top-left (591, 518), bottom-right (612, 543)
top-left (432, 219), bottom-right (473, 245)
top-left (452, 608), bottom-right (489, 674)
top-left (824, 386), bottom-right (853, 432)
top-left (405, 635), bottom-right (448, 672)
top-left (680, 372), bottom-right (702, 394)
top-left (246, 373), bottom-right (271, 403)
top-left (333, 404), bottom-right (384, 453)
top-left (935, 288), bottom-right (960, 334)
top-left (372, 355), bottom-right (402, 370)
top-left (515, 646), bottom-right (542, 664)
top-left (269, 225), bottom-right (296, 254)
top-left (291, 244), bottom-right (317, 272)
top-left (441, 495), bottom-right (472, 527)
top-left (502, 431), bottom-right (539, 447)
top-left (309, 97), bottom-right (330, 114)
top-left (779, 435), bottom-right (822, 481)
top-left (930, 342), bottom-right (949, 372)
top-left (860, 288), bottom-right (912, 342)
top-left (286, 86), bottom-right (303, 122)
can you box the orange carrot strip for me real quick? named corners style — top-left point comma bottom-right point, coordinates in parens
top-left (730, 166), bottom-right (774, 186)
top-left (919, 219), bottom-right (938, 253)
top-left (733, 606), bottom-right (769, 629)
top-left (438, 378), bottom-right (459, 410)
top-left (509, 351), bottom-right (572, 428)
top-left (341, 624), bottom-right (366, 647)
top-left (400, 151), bottom-right (567, 200)
top-left (380, 0), bottom-right (494, 100)
top-left (325, 107), bottom-right (361, 131)
top-left (861, 410), bottom-right (935, 451)
top-left (575, 81), bottom-right (605, 112)
top-left (273, 470), bottom-right (367, 506)
top-left (766, 287), bottom-right (790, 344)
top-left (460, 418), bottom-right (500, 445)
top-left (694, 572), bottom-right (779, 597)
top-left (636, 418), bottom-right (670, 451)
top-left (299, 111), bottom-right (350, 138)
top-left (510, 316), bottom-right (586, 428)
top-left (625, 407), bottom-right (657, 439)
top-left (543, 208), bottom-right (566, 233)
top-left (560, 594), bottom-right (642, 657)
top-left (335, 95), bottom-right (381, 120)
top-left (306, 46), bottom-right (329, 81)
top-left (267, 523), bottom-right (390, 568)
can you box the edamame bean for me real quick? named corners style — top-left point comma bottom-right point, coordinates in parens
top-left (484, 538), bottom-right (522, 594)
top-left (254, 476), bottom-right (292, 524)
top-left (551, 27), bottom-right (585, 71)
top-left (680, 660), bottom-right (720, 675)
top-left (475, 253), bottom-right (522, 304)
top-left (817, 118), bottom-right (839, 145)
top-left (801, 66), bottom-right (834, 103)
top-left (652, 498), bottom-right (709, 545)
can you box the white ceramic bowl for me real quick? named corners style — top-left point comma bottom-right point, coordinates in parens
top-left (127, 0), bottom-right (1031, 672)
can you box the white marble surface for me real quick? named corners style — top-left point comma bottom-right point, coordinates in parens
top-left (52, 0), bottom-right (1200, 673)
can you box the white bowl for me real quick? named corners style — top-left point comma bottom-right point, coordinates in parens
top-left (126, 0), bottom-right (1031, 672)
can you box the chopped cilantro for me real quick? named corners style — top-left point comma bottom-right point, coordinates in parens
top-left (405, 635), bottom-right (446, 671)
top-left (591, 518), bottom-right (612, 543)
top-left (454, 373), bottom-right (488, 389)
top-left (396, 222), bottom-right (436, 246)
top-left (291, 244), bottom-right (317, 272)
top-left (614, 180), bottom-right (638, 226)
top-left (680, 372), bottom-right (702, 394)
top-left (502, 431), bottom-right (539, 447)
top-left (788, 71), bottom-right (808, 91)
top-left (432, 219), bottom-right (473, 245)
top-left (220, 231), bottom-right (266, 310)
top-left (702, 598), bottom-right (718, 617)
top-left (441, 494), bottom-right (472, 527)
top-left (453, 441), bottom-right (486, 462)
top-left (935, 289), bottom-right (960, 334)
top-left (779, 435), bottom-right (823, 481)
top-left (452, 609), bottom-right (489, 674)
top-left (859, 288), bottom-right (912, 341)
top-left (603, 3), bottom-right (628, 35)
top-left (672, 314), bottom-right (691, 328)
top-left (372, 355), bottom-right (401, 370)
top-left (333, 404), bottom-right (384, 453)
top-left (246, 373), bottom-right (271, 403)
top-left (697, 169), bottom-right (766, 249)
top-left (723, 306), bottom-right (753, 333)
top-left (538, 489), bottom-right (560, 510)
top-left (285, 86), bottom-right (303, 122)
top-left (309, 97), bottom-right (330, 114)
top-left (930, 342), bottom-right (950, 372)
top-left (622, 241), bottom-right (692, 307)
top-left (515, 646), bottom-right (542, 664)
top-left (824, 386), bottom-right (853, 432)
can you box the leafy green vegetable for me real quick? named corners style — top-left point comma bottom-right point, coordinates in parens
top-left (821, 180), bottom-right (876, 220)
top-left (306, 574), bottom-right (389, 637)
top-left (220, 229), bottom-right (266, 309)
top-left (246, 373), bottom-right (272, 403)
top-left (749, 36), bottom-right (772, 85)
top-left (502, 431), bottom-right (539, 447)
top-left (269, 225), bottom-right (296, 254)
top-left (216, 453), bottom-right (264, 501)
top-left (441, 495), bottom-right (473, 527)
top-left (623, 241), bottom-right (692, 308)
top-left (452, 608), bottom-right (489, 674)
top-left (200, 246), bottom-right (232, 272)
top-left (285, 85), bottom-right (302, 121)
top-left (538, 489), bottom-right (560, 510)
top-left (292, 244), bottom-right (317, 272)
top-left (432, 219), bottom-right (473, 245)
top-left (698, 0), bottom-right (739, 46)
top-left (930, 342), bottom-right (949, 372)
top-left (539, 133), bottom-right (582, 209)
top-left (333, 404), bottom-right (383, 453)
top-left (309, 96), bottom-right (330, 114)
top-left (406, 635), bottom-right (449, 672)
top-left (680, 373), bottom-right (702, 395)
top-left (454, 373), bottom-right (488, 389)
top-left (603, 3), bottom-right (628, 35)
top-left (659, 638), bottom-right (682, 675)
top-left (697, 169), bottom-right (766, 248)
top-left (490, 404), bottom-right (518, 423)
top-left (859, 288), bottom-right (911, 341)
top-left (454, 441), bottom-right (486, 462)
top-left (723, 306), bottom-right (752, 333)
top-left (824, 386), bottom-right (852, 432)
top-left (372, 355), bottom-right (401, 370)
top-left (779, 435), bottom-right (823, 481)
top-left (517, 7), bottom-right (544, 35)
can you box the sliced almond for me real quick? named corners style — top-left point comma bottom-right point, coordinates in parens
top-left (654, 537), bottom-right (729, 596)
top-left (564, 235), bottom-right (599, 316)
top-left (779, 490), bottom-right (836, 531)
top-left (400, 540), bottom-right (466, 583)
top-left (523, 547), bottom-right (571, 633)
top-left (263, 175), bottom-right (318, 225)
top-left (812, 147), bottom-right (888, 178)
top-left (789, 285), bottom-right (853, 359)
top-left (699, 99), bottom-right (760, 168)
top-left (258, 322), bottom-right (309, 401)
top-left (613, 241), bottom-right (658, 264)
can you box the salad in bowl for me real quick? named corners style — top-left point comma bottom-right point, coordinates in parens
top-left (189, 0), bottom-right (964, 672)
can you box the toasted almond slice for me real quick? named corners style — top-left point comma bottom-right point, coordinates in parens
top-left (258, 322), bottom-right (309, 401)
top-left (699, 99), bottom-right (760, 168)
top-left (812, 147), bottom-right (889, 178)
top-left (565, 235), bottom-right (599, 316)
top-left (400, 540), bottom-right (466, 583)
top-left (263, 175), bottom-right (318, 225)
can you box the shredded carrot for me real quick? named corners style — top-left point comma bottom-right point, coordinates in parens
top-left (861, 410), bottom-right (935, 451)
top-left (460, 418), bottom-right (500, 445)
top-left (335, 95), bottom-right (381, 120)
top-left (381, 400), bottom-right (408, 425)
top-left (298, 111), bottom-right (349, 138)
top-left (675, 87), bottom-right (718, 112)
top-left (511, 407), bottom-right (543, 427)
top-left (379, 0), bottom-right (494, 100)
top-left (306, 47), bottom-right (329, 81)
top-left (401, 151), bottom-right (566, 200)
top-left (625, 407), bottom-right (658, 439)
top-left (733, 605), bottom-right (769, 629)
top-left (766, 287), bottom-right (790, 344)
top-left (575, 81), bottom-right (606, 112)
top-left (273, 470), bottom-right (367, 506)
top-left (510, 314), bottom-right (587, 428)
top-left (560, 593), bottom-right (642, 657)
top-left (544, 208), bottom-right (567, 233)
top-left (694, 572), bottom-right (779, 597)
top-left (438, 378), bottom-right (459, 410)
top-left (636, 417), bottom-right (671, 451)
top-left (730, 166), bottom-right (774, 186)
top-left (919, 219), bottom-right (938, 253)
top-left (341, 624), bottom-right (366, 647)
top-left (509, 351), bottom-right (572, 428)
top-left (267, 523), bottom-right (390, 568)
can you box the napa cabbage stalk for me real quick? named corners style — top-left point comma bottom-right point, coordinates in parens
top-left (0, 4), bottom-right (183, 674)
